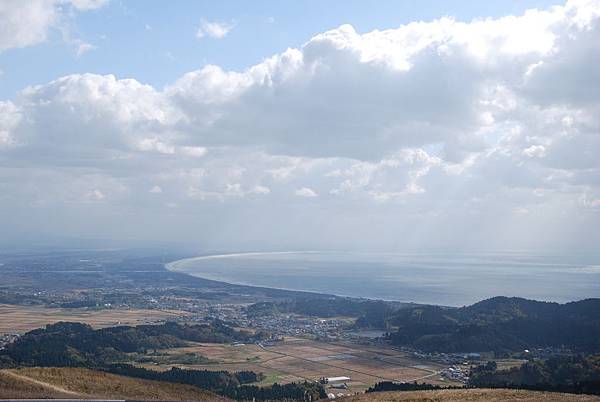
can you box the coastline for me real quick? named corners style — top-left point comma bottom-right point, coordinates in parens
top-left (164, 251), bottom-right (600, 307)
top-left (165, 250), bottom-right (322, 272)
top-left (164, 251), bottom-right (414, 304)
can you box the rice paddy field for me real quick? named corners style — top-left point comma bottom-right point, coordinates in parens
top-left (139, 337), bottom-right (459, 394)
top-left (0, 303), bottom-right (189, 333)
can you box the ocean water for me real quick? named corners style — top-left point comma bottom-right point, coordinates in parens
top-left (166, 251), bottom-right (600, 306)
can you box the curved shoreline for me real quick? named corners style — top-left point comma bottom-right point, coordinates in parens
top-left (165, 250), bottom-right (321, 271)
top-left (164, 251), bottom-right (600, 306)
top-left (163, 250), bottom-right (526, 305)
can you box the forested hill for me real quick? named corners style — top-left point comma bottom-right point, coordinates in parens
top-left (382, 297), bottom-right (600, 353)
top-left (0, 320), bottom-right (255, 367)
top-left (469, 355), bottom-right (600, 395)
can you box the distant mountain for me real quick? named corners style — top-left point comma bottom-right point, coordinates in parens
top-left (382, 297), bottom-right (600, 353)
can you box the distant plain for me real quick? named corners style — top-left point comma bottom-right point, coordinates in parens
top-left (0, 304), bottom-right (188, 333)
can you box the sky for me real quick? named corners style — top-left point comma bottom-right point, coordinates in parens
top-left (0, 0), bottom-right (599, 252)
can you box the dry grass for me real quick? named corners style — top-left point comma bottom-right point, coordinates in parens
top-left (340, 388), bottom-right (600, 402)
top-left (0, 370), bottom-right (73, 399)
top-left (0, 367), bottom-right (228, 401)
top-left (0, 303), bottom-right (188, 333)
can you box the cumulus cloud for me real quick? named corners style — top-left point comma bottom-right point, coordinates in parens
top-left (0, 101), bottom-right (21, 148)
top-left (0, 0), bottom-right (108, 52)
top-left (160, 2), bottom-right (597, 162)
top-left (0, 0), bottom-right (58, 51)
top-left (196, 19), bottom-right (235, 39)
top-left (1, 0), bottom-right (599, 250)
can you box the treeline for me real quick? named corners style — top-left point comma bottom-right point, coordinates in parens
top-left (366, 381), bottom-right (450, 393)
top-left (106, 364), bottom-right (259, 393)
top-left (232, 381), bottom-right (326, 401)
top-left (247, 297), bottom-right (394, 320)
top-left (107, 364), bottom-right (325, 401)
top-left (469, 355), bottom-right (600, 395)
top-left (380, 297), bottom-right (600, 353)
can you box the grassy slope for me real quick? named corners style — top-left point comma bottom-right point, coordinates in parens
top-left (341, 388), bottom-right (600, 402)
top-left (0, 367), bottom-right (228, 401)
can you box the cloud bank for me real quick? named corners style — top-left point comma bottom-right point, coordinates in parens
top-left (1, 0), bottom-right (599, 251)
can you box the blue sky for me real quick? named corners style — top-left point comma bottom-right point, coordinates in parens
top-left (1, 0), bottom-right (561, 99)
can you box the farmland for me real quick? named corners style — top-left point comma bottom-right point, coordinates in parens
top-left (138, 337), bottom-right (458, 395)
top-left (0, 303), bottom-right (188, 333)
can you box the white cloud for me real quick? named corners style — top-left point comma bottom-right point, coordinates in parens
top-left (295, 187), bottom-right (318, 197)
top-left (0, 101), bottom-right (21, 148)
top-left (252, 185), bottom-right (271, 194)
top-left (168, 5), bottom-right (597, 161)
top-left (138, 138), bottom-right (175, 154)
top-left (196, 19), bottom-right (235, 39)
top-left (523, 145), bottom-right (547, 158)
top-left (0, 0), bottom-right (109, 52)
top-left (179, 146), bottom-right (207, 158)
top-left (74, 40), bottom-right (95, 57)
top-left (0, 0), bottom-right (58, 51)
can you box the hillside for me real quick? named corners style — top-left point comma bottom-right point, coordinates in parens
top-left (380, 297), bottom-right (600, 352)
top-left (469, 355), bottom-right (600, 395)
top-left (341, 388), bottom-right (600, 401)
top-left (0, 367), bottom-right (228, 400)
top-left (0, 321), bottom-right (327, 401)
top-left (0, 320), bottom-right (255, 367)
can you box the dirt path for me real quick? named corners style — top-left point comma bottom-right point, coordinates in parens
top-left (2, 370), bottom-right (84, 396)
top-left (409, 370), bottom-right (440, 382)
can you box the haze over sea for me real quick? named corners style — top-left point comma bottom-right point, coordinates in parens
top-left (167, 252), bottom-right (600, 306)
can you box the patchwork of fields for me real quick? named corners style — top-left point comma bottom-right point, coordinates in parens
top-left (0, 304), bottom-right (188, 333)
top-left (146, 337), bottom-right (457, 394)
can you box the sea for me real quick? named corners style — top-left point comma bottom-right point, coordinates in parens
top-left (166, 251), bottom-right (600, 306)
